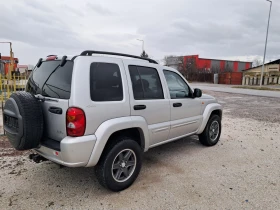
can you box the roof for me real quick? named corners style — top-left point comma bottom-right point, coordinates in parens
top-left (242, 59), bottom-right (280, 71)
top-left (40, 51), bottom-right (158, 64)
top-left (200, 58), bottom-right (252, 63)
top-left (184, 55), bottom-right (252, 63)
top-left (80, 50), bottom-right (158, 64)
top-left (18, 65), bottom-right (28, 68)
top-left (0, 56), bottom-right (19, 60)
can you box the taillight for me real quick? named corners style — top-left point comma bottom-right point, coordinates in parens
top-left (66, 107), bottom-right (86, 137)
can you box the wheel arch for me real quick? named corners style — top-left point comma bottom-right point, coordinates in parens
top-left (105, 128), bottom-right (145, 150)
top-left (197, 103), bottom-right (223, 134)
top-left (86, 116), bottom-right (149, 167)
top-left (211, 109), bottom-right (222, 120)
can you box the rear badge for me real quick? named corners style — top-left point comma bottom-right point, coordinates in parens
top-left (54, 151), bottom-right (59, 156)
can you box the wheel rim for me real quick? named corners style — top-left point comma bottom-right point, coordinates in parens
top-left (209, 121), bottom-right (219, 142)
top-left (111, 149), bottom-right (137, 183)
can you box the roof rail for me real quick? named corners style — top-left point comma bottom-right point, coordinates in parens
top-left (80, 50), bottom-right (158, 64)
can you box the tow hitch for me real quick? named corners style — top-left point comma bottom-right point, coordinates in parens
top-left (29, 154), bottom-right (48, 163)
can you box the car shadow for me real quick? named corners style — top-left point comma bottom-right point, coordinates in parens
top-left (29, 135), bottom-right (208, 194)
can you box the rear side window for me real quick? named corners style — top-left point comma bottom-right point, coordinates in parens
top-left (90, 63), bottom-right (123, 101)
top-left (129, 65), bottom-right (164, 100)
top-left (26, 61), bottom-right (73, 99)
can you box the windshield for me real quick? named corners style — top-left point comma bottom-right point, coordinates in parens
top-left (26, 60), bottom-right (73, 99)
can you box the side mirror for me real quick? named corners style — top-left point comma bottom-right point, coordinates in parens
top-left (193, 88), bottom-right (202, 98)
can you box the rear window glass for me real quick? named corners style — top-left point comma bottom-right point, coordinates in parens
top-left (26, 61), bottom-right (73, 99)
top-left (90, 62), bottom-right (123, 101)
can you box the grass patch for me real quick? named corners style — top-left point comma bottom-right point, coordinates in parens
top-left (233, 86), bottom-right (280, 91)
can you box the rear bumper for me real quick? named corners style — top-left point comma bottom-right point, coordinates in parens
top-left (34, 135), bottom-right (96, 167)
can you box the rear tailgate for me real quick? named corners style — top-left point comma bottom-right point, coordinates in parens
top-left (26, 59), bottom-right (73, 141)
top-left (41, 99), bottom-right (69, 141)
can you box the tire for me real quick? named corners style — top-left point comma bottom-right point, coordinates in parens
top-left (3, 91), bottom-right (44, 150)
top-left (95, 137), bottom-right (143, 192)
top-left (198, 115), bottom-right (221, 146)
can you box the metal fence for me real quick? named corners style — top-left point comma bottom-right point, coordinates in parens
top-left (0, 74), bottom-right (27, 135)
top-left (218, 72), bottom-right (243, 85)
top-left (186, 72), bottom-right (214, 83)
top-left (0, 74), bottom-right (27, 103)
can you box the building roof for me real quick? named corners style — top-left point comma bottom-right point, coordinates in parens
top-left (200, 58), bottom-right (252, 63)
top-left (242, 59), bottom-right (280, 71)
top-left (184, 55), bottom-right (252, 63)
top-left (18, 65), bottom-right (28, 68)
top-left (0, 56), bottom-right (19, 60)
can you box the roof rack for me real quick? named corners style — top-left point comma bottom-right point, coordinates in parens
top-left (80, 50), bottom-right (158, 64)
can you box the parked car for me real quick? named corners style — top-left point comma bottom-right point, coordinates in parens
top-left (3, 51), bottom-right (223, 191)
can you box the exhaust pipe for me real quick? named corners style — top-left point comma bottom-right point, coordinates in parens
top-left (29, 154), bottom-right (48, 163)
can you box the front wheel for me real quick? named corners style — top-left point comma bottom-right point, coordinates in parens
top-left (199, 115), bottom-right (221, 146)
top-left (95, 138), bottom-right (143, 191)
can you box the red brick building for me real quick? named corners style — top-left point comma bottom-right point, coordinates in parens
top-left (0, 56), bottom-right (19, 75)
top-left (166, 55), bottom-right (252, 72)
top-left (183, 55), bottom-right (252, 72)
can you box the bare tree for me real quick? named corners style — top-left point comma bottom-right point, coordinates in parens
top-left (163, 55), bottom-right (179, 66)
top-left (163, 55), bottom-right (215, 82)
top-left (252, 58), bottom-right (262, 67)
top-left (163, 55), bottom-right (172, 66)
top-left (185, 57), bottom-right (196, 72)
top-left (182, 56), bottom-right (197, 80)
top-left (176, 56), bottom-right (184, 72)
top-left (140, 51), bottom-right (149, 58)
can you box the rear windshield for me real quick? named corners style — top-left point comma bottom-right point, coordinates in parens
top-left (26, 60), bottom-right (73, 99)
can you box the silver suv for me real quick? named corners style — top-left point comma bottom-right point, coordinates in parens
top-left (3, 50), bottom-right (222, 191)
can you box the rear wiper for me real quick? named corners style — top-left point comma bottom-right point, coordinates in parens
top-left (41, 56), bottom-right (68, 92)
top-left (35, 94), bottom-right (58, 102)
top-left (41, 64), bottom-right (61, 93)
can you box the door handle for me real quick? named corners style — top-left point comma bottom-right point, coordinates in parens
top-left (134, 105), bottom-right (146, 110)
top-left (173, 103), bottom-right (182, 107)
top-left (48, 107), bottom-right (63, 114)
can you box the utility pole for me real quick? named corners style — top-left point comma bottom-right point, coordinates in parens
top-left (260, 0), bottom-right (272, 87)
top-left (0, 42), bottom-right (14, 79)
top-left (137, 39), bottom-right (144, 52)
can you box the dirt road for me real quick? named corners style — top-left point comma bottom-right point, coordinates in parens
top-left (1, 91), bottom-right (280, 210)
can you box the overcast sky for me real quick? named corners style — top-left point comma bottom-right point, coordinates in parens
top-left (0, 0), bottom-right (279, 64)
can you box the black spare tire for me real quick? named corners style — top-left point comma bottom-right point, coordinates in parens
top-left (3, 91), bottom-right (43, 150)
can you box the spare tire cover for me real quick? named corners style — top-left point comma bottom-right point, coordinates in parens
top-left (3, 91), bottom-right (44, 150)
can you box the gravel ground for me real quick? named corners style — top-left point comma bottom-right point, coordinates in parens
top-left (0, 91), bottom-right (280, 210)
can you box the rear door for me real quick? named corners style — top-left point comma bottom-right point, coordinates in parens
top-left (26, 60), bottom-right (73, 141)
top-left (75, 56), bottom-right (130, 135)
top-left (123, 60), bottom-right (171, 146)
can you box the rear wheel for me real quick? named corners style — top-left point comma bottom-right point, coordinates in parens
top-left (95, 137), bottom-right (142, 191)
top-left (199, 115), bottom-right (221, 146)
